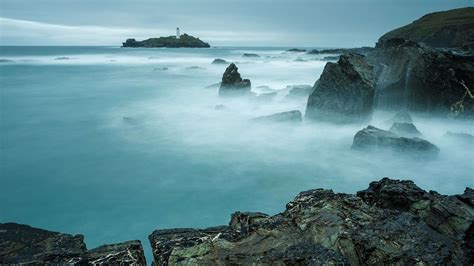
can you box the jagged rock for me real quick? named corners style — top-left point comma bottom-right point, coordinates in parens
top-left (148, 177), bottom-right (473, 265)
top-left (212, 58), bottom-right (228, 64)
top-left (308, 47), bottom-right (374, 55)
top-left (251, 110), bottom-right (302, 123)
top-left (242, 53), bottom-right (260, 58)
top-left (218, 63), bottom-right (251, 96)
top-left (306, 53), bottom-right (375, 123)
top-left (378, 7), bottom-right (474, 51)
top-left (369, 38), bottom-right (474, 118)
top-left (122, 34), bottom-right (210, 48)
top-left (0, 223), bottom-right (146, 265)
top-left (389, 122), bottom-right (422, 137)
top-left (352, 125), bottom-right (439, 154)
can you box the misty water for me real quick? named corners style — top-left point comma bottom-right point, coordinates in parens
top-left (1, 46), bottom-right (473, 260)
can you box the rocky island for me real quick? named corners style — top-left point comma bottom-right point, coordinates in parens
top-left (122, 34), bottom-right (210, 48)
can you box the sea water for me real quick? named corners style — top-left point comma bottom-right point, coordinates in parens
top-left (1, 46), bottom-right (473, 262)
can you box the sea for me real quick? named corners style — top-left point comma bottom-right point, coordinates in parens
top-left (1, 46), bottom-right (473, 262)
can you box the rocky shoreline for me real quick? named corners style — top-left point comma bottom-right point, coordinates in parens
top-left (2, 177), bottom-right (472, 265)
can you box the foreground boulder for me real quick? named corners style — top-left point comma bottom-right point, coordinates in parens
top-left (251, 110), bottom-right (302, 123)
top-left (218, 63), bottom-right (251, 96)
top-left (352, 125), bottom-right (439, 154)
top-left (306, 53), bottom-right (375, 123)
top-left (0, 223), bottom-right (146, 265)
top-left (148, 177), bottom-right (473, 265)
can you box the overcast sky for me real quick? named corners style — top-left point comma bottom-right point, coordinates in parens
top-left (0, 0), bottom-right (471, 47)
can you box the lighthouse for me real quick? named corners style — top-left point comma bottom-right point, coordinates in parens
top-left (176, 27), bottom-right (180, 39)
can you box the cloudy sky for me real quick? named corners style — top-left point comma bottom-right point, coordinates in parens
top-left (0, 0), bottom-right (471, 47)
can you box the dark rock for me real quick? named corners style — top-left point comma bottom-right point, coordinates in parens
top-left (286, 48), bottom-right (307, 53)
top-left (242, 53), bottom-right (260, 58)
top-left (148, 177), bottom-right (473, 265)
top-left (0, 223), bottom-right (146, 265)
top-left (212, 58), bottom-right (228, 64)
top-left (369, 38), bottom-right (474, 118)
top-left (311, 47), bottom-right (374, 55)
top-left (306, 53), bottom-right (375, 123)
top-left (457, 187), bottom-right (474, 207)
top-left (122, 34), bottom-right (210, 48)
top-left (378, 7), bottom-right (474, 51)
top-left (294, 58), bottom-right (306, 62)
top-left (251, 110), bottom-right (302, 123)
top-left (307, 49), bottom-right (320, 54)
top-left (0, 59), bottom-right (14, 63)
top-left (55, 57), bottom-right (71, 60)
top-left (154, 67), bottom-right (168, 71)
top-left (389, 122), bottom-right (422, 137)
top-left (218, 63), bottom-right (251, 96)
top-left (352, 125), bottom-right (439, 154)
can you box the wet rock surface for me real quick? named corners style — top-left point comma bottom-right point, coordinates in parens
top-left (218, 63), bottom-right (251, 96)
top-left (306, 53), bottom-right (375, 123)
top-left (148, 178), bottom-right (473, 265)
top-left (0, 223), bottom-right (146, 265)
top-left (352, 125), bottom-right (439, 154)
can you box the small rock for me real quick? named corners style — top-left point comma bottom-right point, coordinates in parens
top-left (242, 53), bottom-right (260, 58)
top-left (286, 48), bottom-right (307, 53)
top-left (219, 63), bottom-right (251, 96)
top-left (212, 58), bottom-right (228, 64)
top-left (352, 125), bottom-right (439, 155)
top-left (55, 57), bottom-right (71, 60)
top-left (390, 122), bottom-right (422, 137)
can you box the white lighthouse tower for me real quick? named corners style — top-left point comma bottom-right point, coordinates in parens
top-left (176, 27), bottom-right (180, 39)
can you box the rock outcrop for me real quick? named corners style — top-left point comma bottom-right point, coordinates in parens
top-left (308, 47), bottom-right (374, 55)
top-left (0, 223), bottom-right (146, 265)
top-left (148, 178), bottom-right (473, 265)
top-left (370, 38), bottom-right (474, 118)
top-left (218, 63), bottom-right (251, 96)
top-left (352, 125), bottom-right (439, 155)
top-left (251, 110), bottom-right (302, 123)
top-left (122, 34), bottom-right (210, 48)
top-left (306, 53), bottom-right (375, 123)
top-left (378, 7), bottom-right (474, 51)
top-left (212, 58), bottom-right (228, 64)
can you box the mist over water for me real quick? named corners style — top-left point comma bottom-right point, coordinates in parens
top-left (1, 46), bottom-right (473, 261)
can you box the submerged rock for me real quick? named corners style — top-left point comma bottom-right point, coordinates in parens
top-left (352, 125), bottom-right (439, 154)
top-left (218, 63), bottom-right (251, 96)
top-left (212, 58), bottom-right (228, 64)
top-left (148, 177), bottom-right (473, 265)
top-left (251, 110), bottom-right (302, 123)
top-left (286, 48), bottom-right (307, 53)
top-left (306, 53), bottom-right (375, 123)
top-left (242, 53), bottom-right (260, 58)
top-left (0, 223), bottom-right (146, 265)
top-left (443, 131), bottom-right (474, 144)
top-left (285, 84), bottom-right (314, 99)
top-left (389, 122), bottom-right (422, 137)
top-left (386, 111), bottom-right (413, 124)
